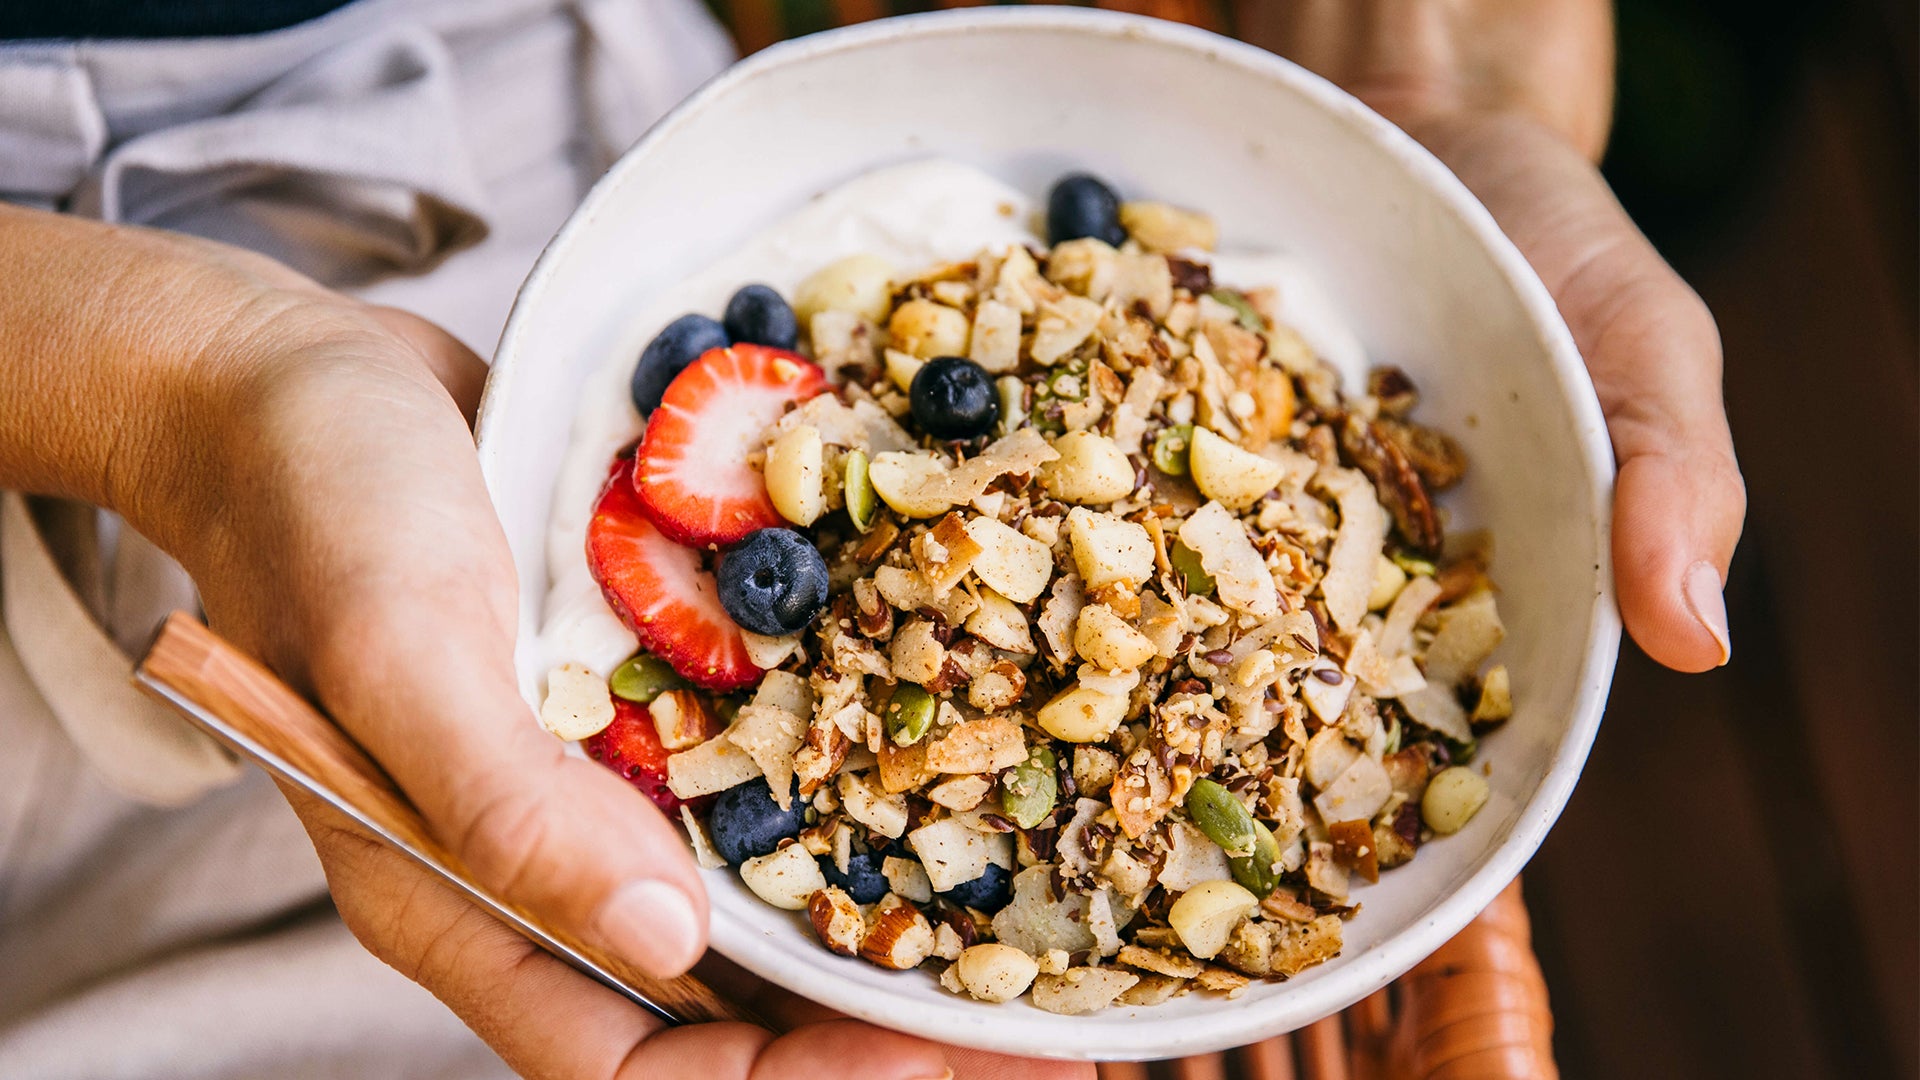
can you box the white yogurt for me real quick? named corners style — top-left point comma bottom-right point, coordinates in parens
top-left (534, 160), bottom-right (1368, 675)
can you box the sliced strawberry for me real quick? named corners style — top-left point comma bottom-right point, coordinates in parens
top-left (588, 457), bottom-right (763, 690)
top-left (583, 698), bottom-right (708, 813)
top-left (634, 344), bottom-right (826, 547)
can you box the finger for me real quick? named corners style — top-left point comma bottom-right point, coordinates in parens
top-left (223, 363), bottom-right (715, 983)
top-left (284, 784), bottom-right (959, 1080)
top-left (283, 780), bottom-right (669, 1077)
top-left (1412, 112), bottom-right (1745, 671)
top-left (362, 304), bottom-right (489, 423)
top-left (315, 604), bottom-right (715, 982)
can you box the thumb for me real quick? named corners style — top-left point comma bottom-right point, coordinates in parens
top-left (1412, 112), bottom-right (1746, 672)
top-left (361, 303), bottom-right (489, 424)
top-left (304, 582), bottom-right (715, 983)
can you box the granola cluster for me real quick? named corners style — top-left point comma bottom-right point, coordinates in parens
top-left (564, 198), bottom-right (1514, 1013)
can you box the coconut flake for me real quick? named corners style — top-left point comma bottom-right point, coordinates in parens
top-left (1317, 467), bottom-right (1390, 632)
top-left (1177, 501), bottom-right (1278, 617)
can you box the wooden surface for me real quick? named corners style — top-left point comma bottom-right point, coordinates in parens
top-left (1093, 885), bottom-right (1555, 1079)
top-left (133, 613), bottom-right (752, 1028)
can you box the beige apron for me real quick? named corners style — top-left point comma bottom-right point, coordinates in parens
top-left (0, 2), bottom-right (732, 1074)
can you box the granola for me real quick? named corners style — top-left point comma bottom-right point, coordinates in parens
top-left (552, 171), bottom-right (1510, 1013)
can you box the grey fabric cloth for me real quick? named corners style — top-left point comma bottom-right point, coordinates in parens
top-left (0, 1), bottom-right (733, 1075)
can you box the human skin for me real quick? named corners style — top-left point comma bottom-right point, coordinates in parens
top-left (0, 2), bottom-right (1739, 1076)
top-left (1241, 0), bottom-right (1744, 671)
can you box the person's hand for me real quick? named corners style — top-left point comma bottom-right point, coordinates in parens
top-left (0, 205), bottom-right (1086, 1080)
top-left (196, 296), bottom-right (1084, 1079)
top-left (1245, 0), bottom-right (1746, 671)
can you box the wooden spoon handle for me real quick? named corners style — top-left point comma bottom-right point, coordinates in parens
top-left (135, 611), bottom-right (754, 1027)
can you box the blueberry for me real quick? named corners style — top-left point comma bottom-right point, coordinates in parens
top-left (1046, 173), bottom-right (1126, 247)
top-left (722, 284), bottom-right (799, 351)
top-left (909, 356), bottom-right (999, 440)
top-left (708, 777), bottom-right (807, 866)
top-left (820, 849), bottom-right (890, 904)
top-left (717, 529), bottom-right (829, 636)
top-left (937, 862), bottom-right (1013, 913)
top-left (631, 314), bottom-right (729, 416)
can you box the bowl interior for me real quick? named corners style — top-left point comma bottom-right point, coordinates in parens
top-left (480, 8), bottom-right (1618, 1060)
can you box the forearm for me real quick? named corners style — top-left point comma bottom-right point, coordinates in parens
top-left (1238, 0), bottom-right (1616, 161)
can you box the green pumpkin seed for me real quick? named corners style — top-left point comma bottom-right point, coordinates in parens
top-left (844, 449), bottom-right (877, 533)
top-left (609, 656), bottom-right (686, 703)
top-left (884, 683), bottom-right (935, 746)
top-left (1151, 424), bottom-right (1194, 476)
top-left (1229, 818), bottom-right (1283, 897)
top-left (1047, 356), bottom-right (1090, 402)
top-left (1208, 288), bottom-right (1267, 333)
top-left (1169, 540), bottom-right (1215, 596)
top-left (1382, 716), bottom-right (1403, 756)
top-left (1389, 550), bottom-right (1437, 578)
top-left (1185, 778), bottom-right (1257, 858)
top-left (1001, 745), bottom-right (1059, 829)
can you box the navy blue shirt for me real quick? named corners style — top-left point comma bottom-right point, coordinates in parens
top-left (0, 0), bottom-right (358, 39)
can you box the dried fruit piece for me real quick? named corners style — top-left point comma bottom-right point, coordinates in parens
top-left (1340, 415), bottom-right (1441, 556)
top-left (1377, 417), bottom-right (1468, 490)
top-left (1327, 818), bottom-right (1380, 883)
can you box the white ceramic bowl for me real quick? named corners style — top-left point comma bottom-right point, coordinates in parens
top-left (478, 7), bottom-right (1619, 1061)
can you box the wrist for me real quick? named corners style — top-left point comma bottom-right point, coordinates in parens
top-left (1237, 0), bottom-right (1617, 164)
top-left (0, 205), bottom-right (351, 552)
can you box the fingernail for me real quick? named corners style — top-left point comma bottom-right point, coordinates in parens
top-left (1682, 560), bottom-right (1731, 666)
top-left (596, 880), bottom-right (703, 977)
top-left (907, 1072), bottom-right (952, 1080)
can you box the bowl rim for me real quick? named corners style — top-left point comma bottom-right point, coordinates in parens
top-left (480, 5), bottom-right (1620, 1060)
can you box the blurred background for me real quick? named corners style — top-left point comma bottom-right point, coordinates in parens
top-left (1531, 2), bottom-right (1915, 1078)
top-left (706, 1), bottom-right (1920, 1076)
